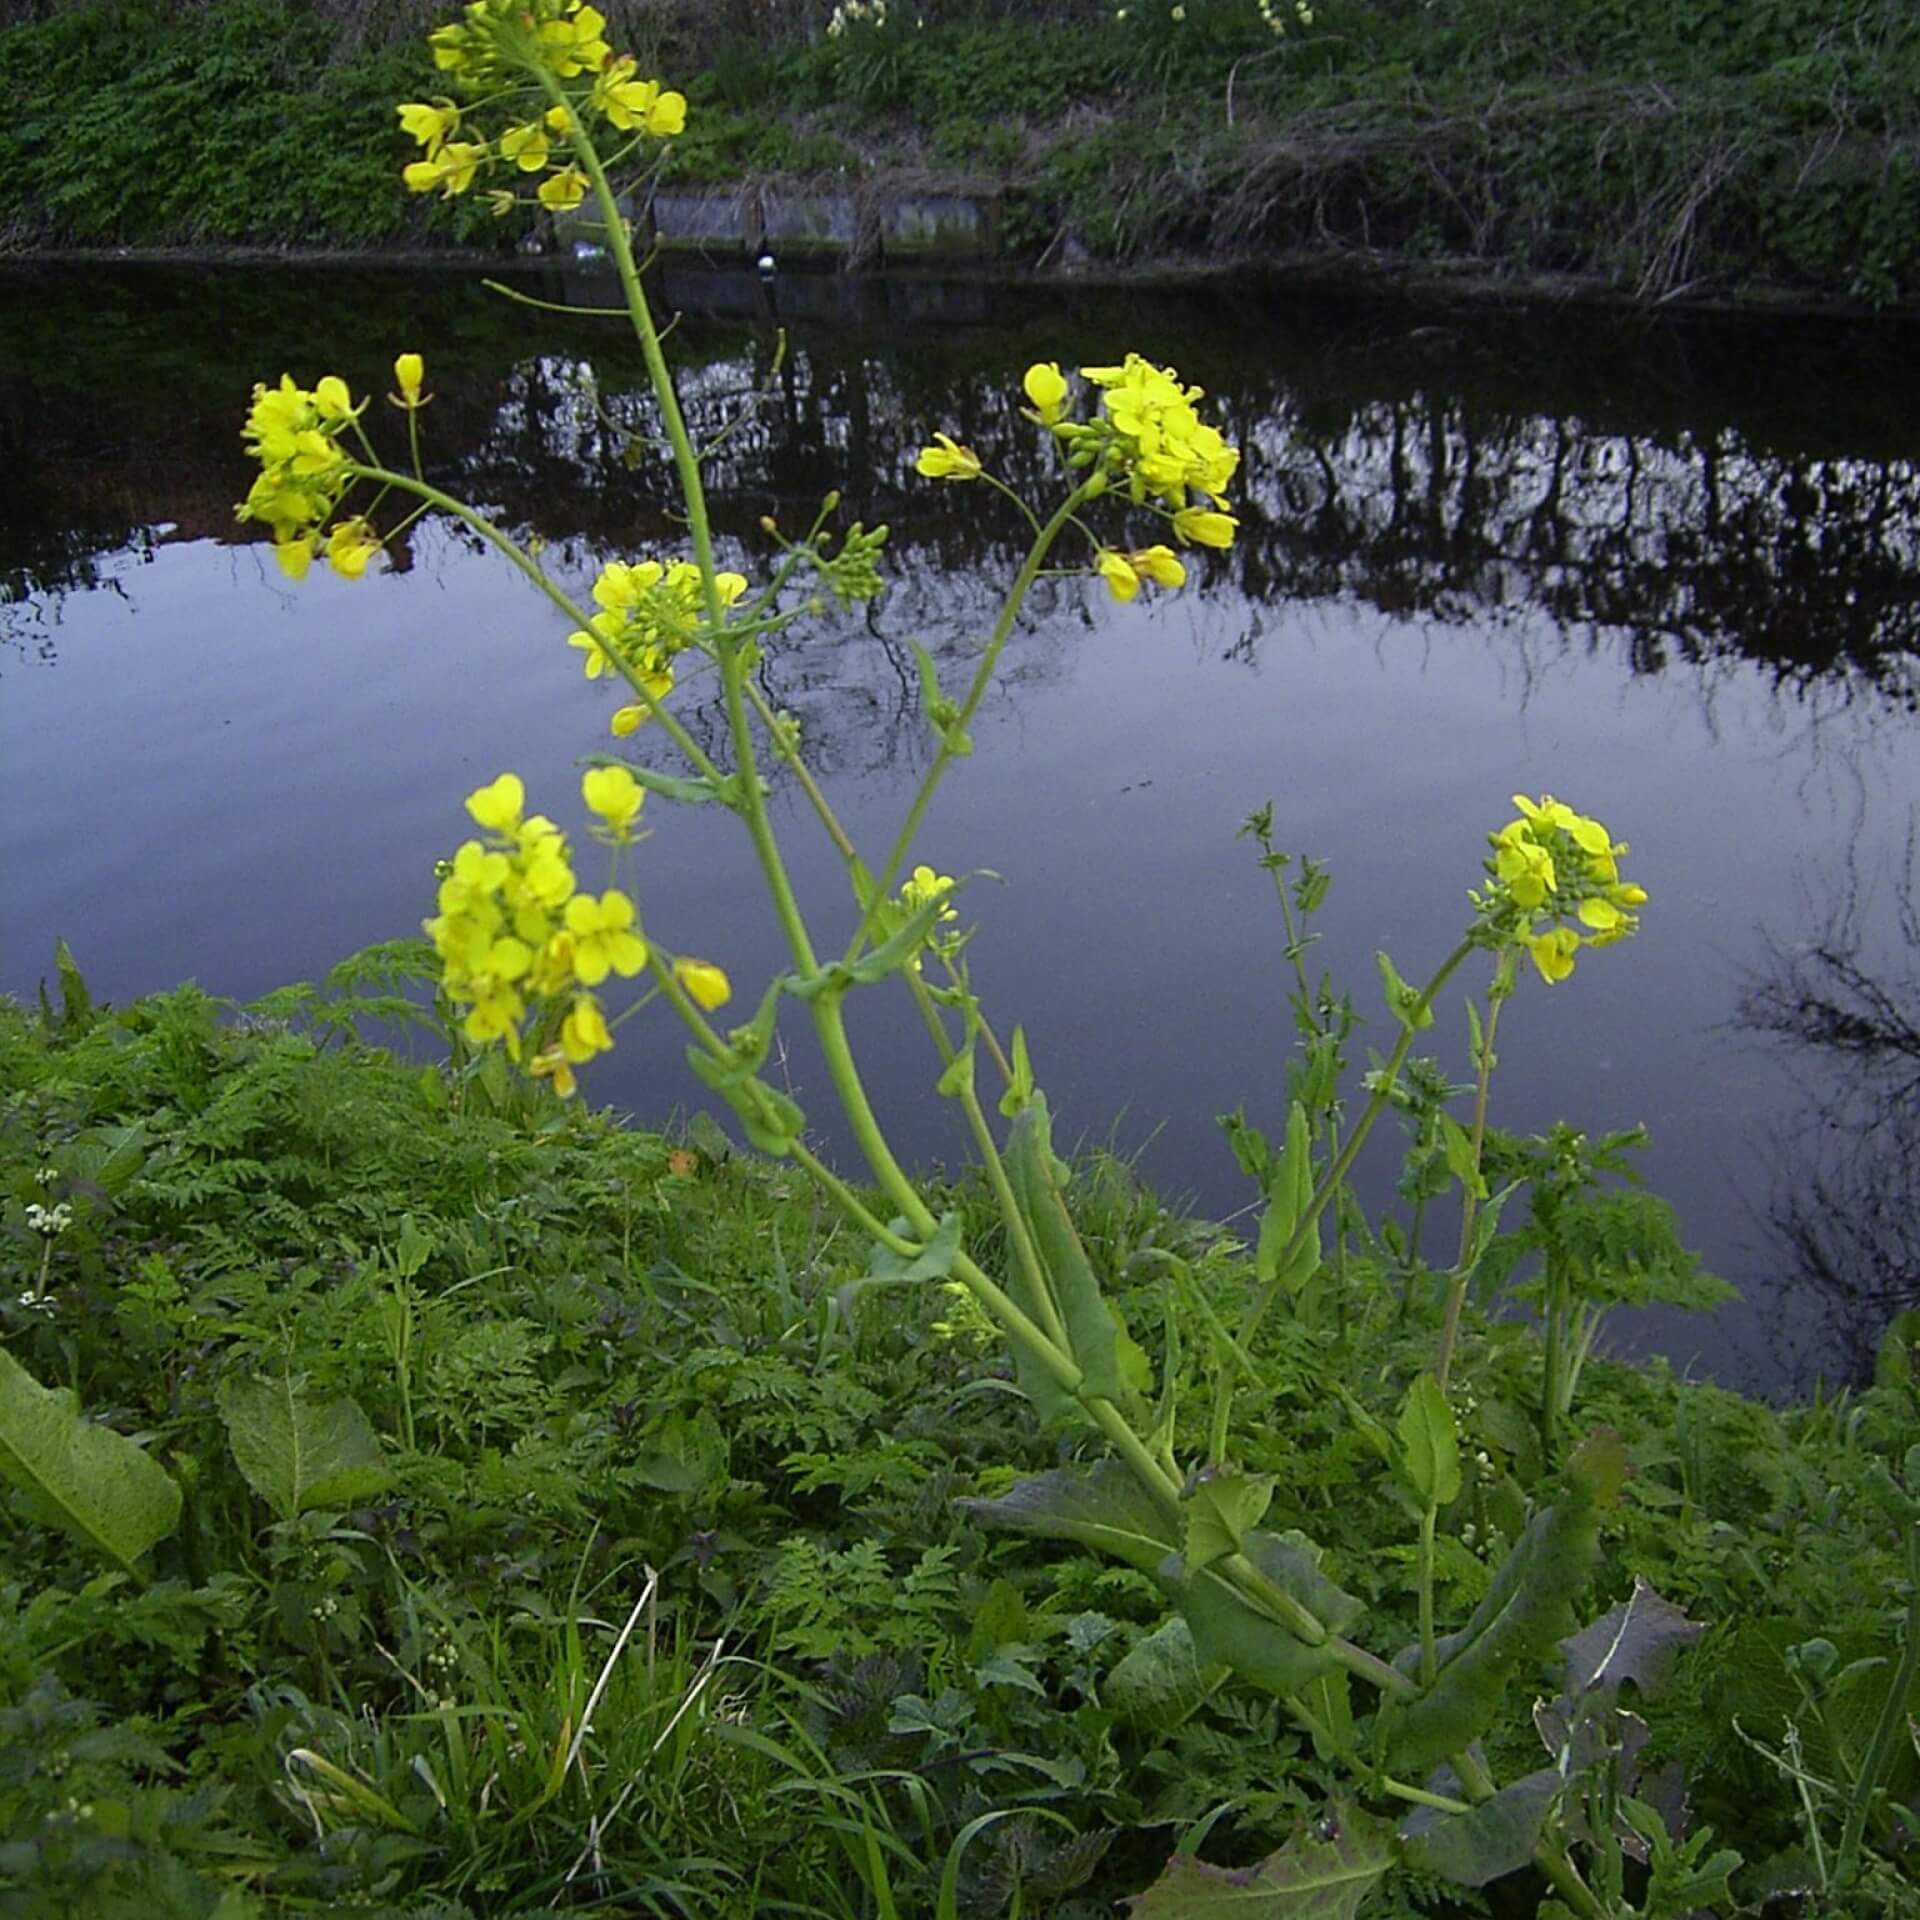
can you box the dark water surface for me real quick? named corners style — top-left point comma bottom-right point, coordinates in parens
top-left (7, 262), bottom-right (1920, 1392)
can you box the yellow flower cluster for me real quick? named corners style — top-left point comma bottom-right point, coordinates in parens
top-left (399, 2), bottom-right (685, 214)
top-left (899, 864), bottom-right (961, 972)
top-left (236, 373), bottom-right (357, 579)
top-left (569, 558), bottom-right (749, 735)
top-left (911, 354), bottom-right (1240, 606)
top-left (425, 771), bottom-right (645, 1094)
top-left (1479, 794), bottom-right (1648, 985)
top-left (237, 357), bottom-right (433, 580)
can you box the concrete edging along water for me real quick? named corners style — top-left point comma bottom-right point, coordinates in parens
top-left (636, 179), bottom-right (998, 266)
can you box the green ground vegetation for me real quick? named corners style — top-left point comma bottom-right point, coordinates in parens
top-left (2, 0), bottom-right (1917, 301)
top-left (3, 946), bottom-right (1919, 1916)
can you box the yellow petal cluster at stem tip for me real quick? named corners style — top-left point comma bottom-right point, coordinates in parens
top-left (425, 773), bottom-right (656, 1084)
top-left (392, 352), bottom-right (426, 408)
top-left (581, 764), bottom-right (645, 839)
top-left (674, 958), bottom-right (732, 1012)
top-left (568, 554), bottom-right (743, 709)
top-left (1482, 792), bottom-right (1646, 986)
top-left (235, 370), bottom-right (381, 577)
top-left (901, 865), bottom-right (959, 923)
top-left (914, 433), bottom-right (983, 481)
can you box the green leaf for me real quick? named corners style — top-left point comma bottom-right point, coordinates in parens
top-left (0, 1350), bottom-right (181, 1574)
top-left (1332, 1384), bottom-right (1398, 1471)
top-left (1380, 1430), bottom-right (1626, 1774)
top-left (1130, 1805), bottom-right (1393, 1918)
top-left (1179, 1530), bottom-right (1362, 1698)
top-left (1255, 1101), bottom-right (1320, 1294)
top-left (837, 1214), bottom-right (963, 1317)
top-left (629, 1405), bottom-right (728, 1496)
top-left (1003, 1093), bottom-right (1128, 1412)
top-left (1399, 1768), bottom-right (1560, 1886)
top-left (1397, 1375), bottom-right (1462, 1509)
top-left (685, 1047), bottom-right (805, 1156)
top-left (958, 1461), bottom-right (1177, 1575)
top-left (53, 938), bottom-right (96, 1034)
top-left (998, 1023), bottom-right (1036, 1120)
top-left (1107, 1617), bottom-right (1225, 1728)
top-left (1184, 1470), bottom-right (1275, 1573)
top-left (1435, 1114), bottom-right (1487, 1200)
top-left (216, 1376), bottom-right (392, 1522)
top-left (1376, 950), bottom-right (1434, 1032)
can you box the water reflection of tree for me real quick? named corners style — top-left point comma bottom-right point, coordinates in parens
top-left (1739, 840), bottom-right (1920, 1380)
top-left (12, 269), bottom-right (1920, 728)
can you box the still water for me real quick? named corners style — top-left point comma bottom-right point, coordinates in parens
top-left (6, 263), bottom-right (1919, 1391)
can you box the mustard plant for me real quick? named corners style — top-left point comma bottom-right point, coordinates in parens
top-left (224, 5), bottom-right (1685, 1909)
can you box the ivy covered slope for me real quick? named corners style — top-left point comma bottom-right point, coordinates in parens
top-left (3, 956), bottom-right (1920, 1917)
top-left (4, 0), bottom-right (1919, 302)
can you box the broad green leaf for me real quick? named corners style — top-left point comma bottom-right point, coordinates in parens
top-left (1400, 1767), bottom-right (1560, 1886)
top-left (958, 1461), bottom-right (1178, 1575)
top-left (1397, 1375), bottom-right (1462, 1509)
top-left (1560, 1578), bottom-right (1704, 1699)
top-left (1184, 1470), bottom-right (1275, 1573)
top-left (0, 1350), bottom-right (181, 1574)
top-left (1003, 1094), bottom-right (1128, 1411)
top-left (837, 1214), bottom-right (963, 1316)
top-left (1179, 1530), bottom-right (1362, 1698)
top-left (1107, 1617), bottom-right (1226, 1729)
top-left (1130, 1805), bottom-right (1393, 1918)
top-left (1381, 1429), bottom-right (1627, 1774)
top-left (217, 1376), bottom-right (391, 1521)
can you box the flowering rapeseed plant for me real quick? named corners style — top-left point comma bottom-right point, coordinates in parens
top-left (229, 9), bottom-right (1676, 1906)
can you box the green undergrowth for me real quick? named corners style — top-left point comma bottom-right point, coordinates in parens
top-left (6, 0), bottom-right (1918, 302)
top-left (2, 958), bottom-right (1918, 1916)
top-left (0, 0), bottom-right (497, 251)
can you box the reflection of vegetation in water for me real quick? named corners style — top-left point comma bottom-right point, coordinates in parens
top-left (1741, 840), bottom-right (1920, 1378)
top-left (9, 265), bottom-right (1920, 721)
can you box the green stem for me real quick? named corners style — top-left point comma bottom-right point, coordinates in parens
top-left (1417, 1504), bottom-right (1438, 1686)
top-left (1231, 938), bottom-right (1476, 1357)
top-left (1380, 1777), bottom-right (1473, 1816)
top-left (740, 675), bottom-right (860, 865)
top-left (1436, 960), bottom-right (1510, 1390)
top-left (847, 481), bottom-right (1096, 964)
top-left (1541, 1255), bottom-right (1567, 1469)
top-left (954, 1071), bottom-right (1069, 1353)
top-left (1535, 1838), bottom-right (1610, 1920)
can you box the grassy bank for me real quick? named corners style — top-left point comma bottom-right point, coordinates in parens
top-left (2, 0), bottom-right (1918, 303)
top-left (3, 956), bottom-right (1918, 1915)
